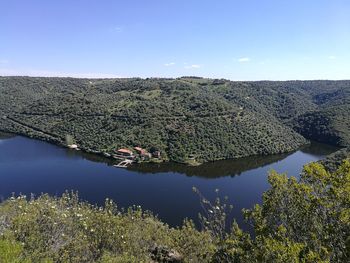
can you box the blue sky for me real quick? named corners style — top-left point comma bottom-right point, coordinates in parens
top-left (1, 0), bottom-right (349, 80)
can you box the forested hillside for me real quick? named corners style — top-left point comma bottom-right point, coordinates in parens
top-left (0, 77), bottom-right (349, 163)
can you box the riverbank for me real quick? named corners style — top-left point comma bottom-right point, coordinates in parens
top-left (2, 124), bottom-right (348, 175)
top-left (0, 124), bottom-right (307, 168)
top-left (2, 126), bottom-right (346, 170)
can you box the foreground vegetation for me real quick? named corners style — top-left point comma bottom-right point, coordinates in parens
top-left (0, 160), bottom-right (349, 262)
top-left (2, 77), bottom-right (349, 163)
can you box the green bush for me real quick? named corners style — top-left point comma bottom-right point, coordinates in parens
top-left (0, 237), bottom-right (32, 263)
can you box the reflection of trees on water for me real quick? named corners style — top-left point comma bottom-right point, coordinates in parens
top-left (128, 153), bottom-right (291, 178)
top-left (0, 132), bottom-right (16, 140)
top-left (63, 141), bottom-right (339, 179)
top-left (65, 149), bottom-right (116, 166)
top-left (299, 141), bottom-right (339, 156)
top-left (153, 142), bottom-right (338, 178)
top-left (69, 145), bottom-right (291, 178)
top-left (1, 135), bottom-right (338, 179)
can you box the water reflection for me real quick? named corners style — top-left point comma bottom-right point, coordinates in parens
top-left (65, 141), bottom-right (338, 179)
top-left (299, 142), bottom-right (339, 156)
top-left (129, 154), bottom-right (290, 178)
top-left (1, 133), bottom-right (339, 180)
top-left (0, 132), bottom-right (15, 140)
top-left (0, 135), bottom-right (340, 228)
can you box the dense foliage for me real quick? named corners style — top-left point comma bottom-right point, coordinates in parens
top-left (0, 77), bottom-right (339, 162)
top-left (321, 147), bottom-right (350, 172)
top-left (1, 77), bottom-right (349, 162)
top-left (0, 160), bottom-right (349, 262)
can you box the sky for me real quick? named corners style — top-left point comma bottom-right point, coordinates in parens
top-left (1, 0), bottom-right (349, 80)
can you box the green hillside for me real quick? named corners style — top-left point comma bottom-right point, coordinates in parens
top-left (1, 77), bottom-right (349, 163)
top-left (292, 103), bottom-right (350, 146)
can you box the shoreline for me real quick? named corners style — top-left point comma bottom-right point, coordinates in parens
top-left (0, 129), bottom-right (342, 168)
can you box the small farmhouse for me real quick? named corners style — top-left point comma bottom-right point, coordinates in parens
top-left (134, 147), bottom-right (152, 160)
top-left (134, 147), bottom-right (146, 155)
top-left (114, 148), bottom-right (135, 160)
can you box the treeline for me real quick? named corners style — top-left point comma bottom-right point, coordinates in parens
top-left (0, 77), bottom-right (349, 162)
top-left (0, 159), bottom-right (349, 262)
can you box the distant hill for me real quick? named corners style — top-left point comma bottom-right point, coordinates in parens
top-left (0, 77), bottom-right (349, 163)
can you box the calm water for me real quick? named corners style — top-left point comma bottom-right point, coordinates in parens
top-left (0, 133), bottom-right (338, 229)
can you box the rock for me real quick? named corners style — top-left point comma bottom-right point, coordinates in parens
top-left (149, 245), bottom-right (183, 263)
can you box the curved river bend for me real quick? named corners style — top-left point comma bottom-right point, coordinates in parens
top-left (0, 134), bottom-right (338, 228)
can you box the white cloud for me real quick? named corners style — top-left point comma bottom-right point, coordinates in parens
top-left (111, 26), bottom-right (123, 33)
top-left (184, 64), bottom-right (201, 69)
top-left (0, 68), bottom-right (122, 78)
top-left (328, 55), bottom-right (336, 60)
top-left (164, 62), bottom-right (175, 66)
top-left (238, 57), bottom-right (251, 63)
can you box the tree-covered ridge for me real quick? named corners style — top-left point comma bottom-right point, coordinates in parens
top-left (292, 103), bottom-right (350, 147)
top-left (0, 77), bottom-right (349, 162)
top-left (321, 147), bottom-right (350, 172)
top-left (0, 159), bottom-right (349, 262)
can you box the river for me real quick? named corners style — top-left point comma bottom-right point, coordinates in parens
top-left (0, 133), bottom-right (338, 229)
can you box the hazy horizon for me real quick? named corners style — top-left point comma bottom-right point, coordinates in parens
top-left (1, 75), bottom-right (350, 82)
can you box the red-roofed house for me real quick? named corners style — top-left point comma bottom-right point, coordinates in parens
top-left (114, 148), bottom-right (135, 160)
top-left (134, 147), bottom-right (146, 155)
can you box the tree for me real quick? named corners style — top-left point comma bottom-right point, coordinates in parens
top-left (65, 134), bottom-right (75, 146)
top-left (244, 160), bottom-right (350, 262)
